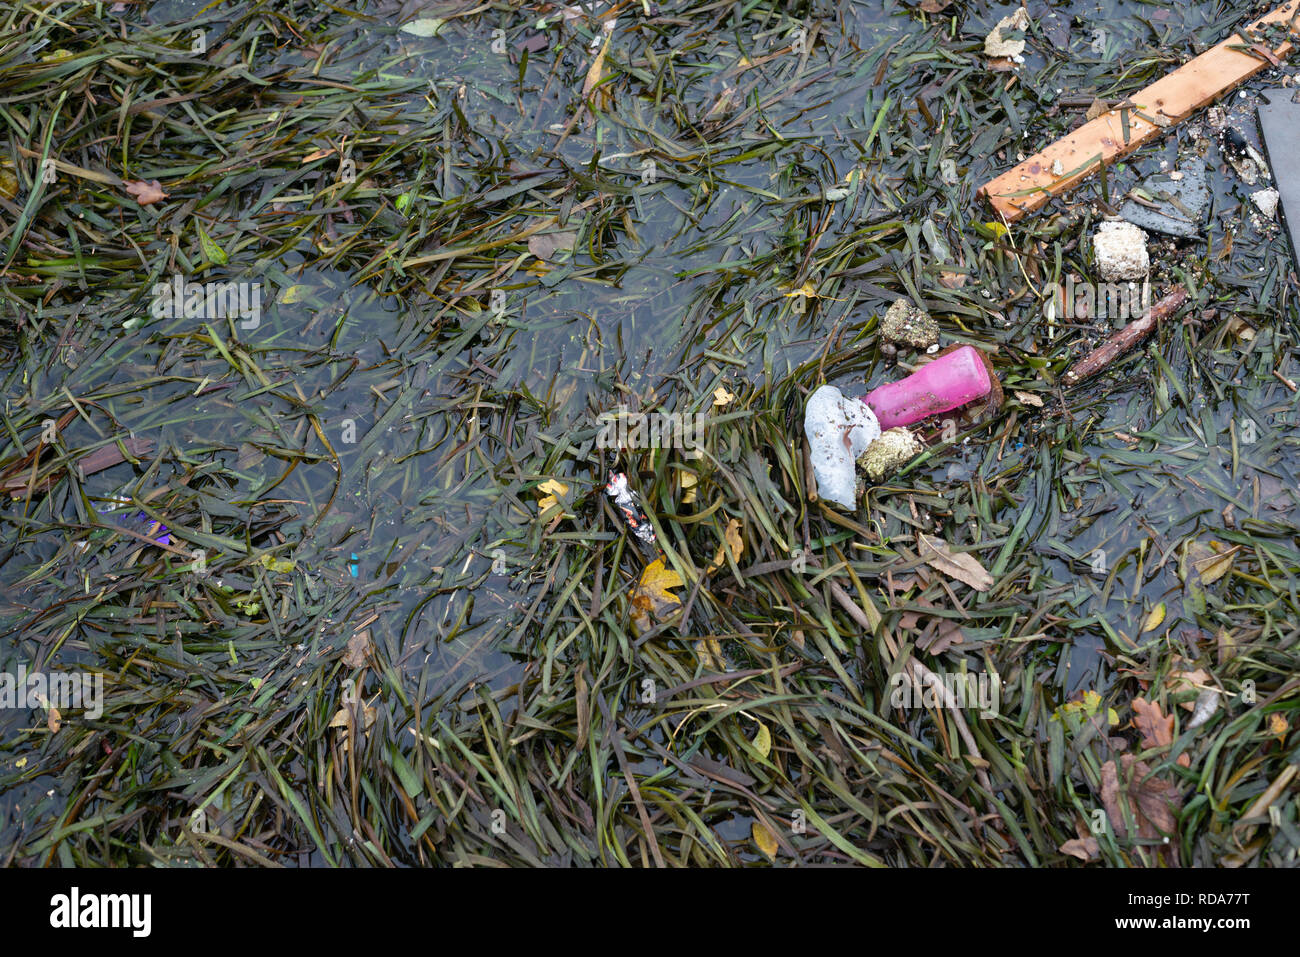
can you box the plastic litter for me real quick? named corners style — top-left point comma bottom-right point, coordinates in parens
top-left (605, 470), bottom-right (657, 547)
top-left (95, 496), bottom-right (170, 546)
top-left (806, 345), bottom-right (996, 508)
top-left (864, 345), bottom-right (992, 430)
top-left (804, 385), bottom-right (882, 509)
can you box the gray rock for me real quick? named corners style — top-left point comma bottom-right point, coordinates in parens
top-left (1118, 160), bottom-right (1209, 239)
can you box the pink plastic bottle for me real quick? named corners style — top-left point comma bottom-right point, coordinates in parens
top-left (863, 345), bottom-right (992, 429)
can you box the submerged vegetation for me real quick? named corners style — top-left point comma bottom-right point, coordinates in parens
top-left (0, 0), bottom-right (1297, 866)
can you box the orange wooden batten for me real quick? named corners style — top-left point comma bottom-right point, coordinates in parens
top-left (978, 0), bottom-right (1300, 222)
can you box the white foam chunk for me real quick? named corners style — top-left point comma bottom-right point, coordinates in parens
top-left (803, 385), bottom-right (880, 509)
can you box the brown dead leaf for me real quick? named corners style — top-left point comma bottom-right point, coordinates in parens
top-left (1131, 697), bottom-right (1174, 750)
top-left (47, 706), bottom-right (61, 733)
top-left (329, 700), bottom-right (377, 750)
top-left (1226, 316), bottom-right (1256, 341)
top-left (1165, 661), bottom-right (1211, 710)
top-left (917, 533), bottom-right (993, 591)
top-left (1101, 755), bottom-right (1183, 862)
top-left (919, 0), bottom-right (954, 12)
top-left (4, 437), bottom-right (154, 498)
top-left (916, 617), bottom-right (966, 655)
top-left (301, 147), bottom-right (337, 164)
top-left (343, 629), bottom-right (372, 669)
top-left (528, 231), bottom-right (578, 261)
top-left (123, 179), bottom-right (168, 205)
top-left (1059, 836), bottom-right (1099, 861)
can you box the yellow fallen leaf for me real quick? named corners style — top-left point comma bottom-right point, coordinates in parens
top-left (984, 221), bottom-right (1009, 239)
top-left (1269, 713), bottom-right (1289, 743)
top-left (537, 478), bottom-right (569, 514)
top-left (784, 281), bottom-right (818, 299)
top-left (706, 518), bottom-right (744, 573)
top-left (712, 386), bottom-right (735, 407)
top-left (631, 558), bottom-right (683, 631)
top-left (1052, 689), bottom-right (1119, 727)
top-left (752, 721), bottom-right (772, 759)
top-left (1142, 602), bottom-right (1166, 634)
top-left (752, 821), bottom-right (778, 860)
top-left (695, 638), bottom-right (725, 670)
top-left (582, 33), bottom-right (612, 108)
top-left (259, 554), bottom-right (296, 573)
top-left (1194, 545), bottom-right (1239, 586)
top-left (278, 284), bottom-right (312, 304)
top-left (680, 471), bottom-right (698, 504)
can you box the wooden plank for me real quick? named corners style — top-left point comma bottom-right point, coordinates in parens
top-left (978, 1), bottom-right (1300, 222)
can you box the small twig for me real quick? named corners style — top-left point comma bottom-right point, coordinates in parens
top-left (1063, 286), bottom-right (1188, 385)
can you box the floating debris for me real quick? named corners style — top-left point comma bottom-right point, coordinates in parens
top-left (605, 471), bottom-right (657, 547)
top-left (984, 7), bottom-right (1030, 61)
top-left (806, 346), bottom-right (997, 506)
top-left (858, 428), bottom-right (923, 482)
top-left (880, 299), bottom-right (939, 350)
top-left (1220, 126), bottom-right (1270, 185)
top-left (1119, 160), bottom-right (1209, 239)
top-left (864, 345), bottom-right (994, 429)
top-left (1252, 187), bottom-right (1280, 220)
top-left (1064, 287), bottom-right (1189, 384)
top-left (1092, 221), bottom-right (1149, 281)
top-left (804, 385), bottom-right (881, 509)
top-left (979, 1), bottom-right (1300, 220)
top-left (95, 496), bottom-right (170, 546)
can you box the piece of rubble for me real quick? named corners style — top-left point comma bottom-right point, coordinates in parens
top-left (880, 299), bottom-right (939, 350)
top-left (1252, 187), bottom-right (1280, 220)
top-left (1092, 221), bottom-right (1149, 281)
top-left (858, 429), bottom-right (923, 482)
top-left (984, 7), bottom-right (1030, 59)
top-left (1118, 160), bottom-right (1209, 239)
top-left (1221, 127), bottom-right (1271, 186)
top-left (804, 385), bottom-right (880, 509)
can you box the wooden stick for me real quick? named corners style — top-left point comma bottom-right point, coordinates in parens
top-left (979, 1), bottom-right (1300, 221)
top-left (1064, 287), bottom-right (1188, 385)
